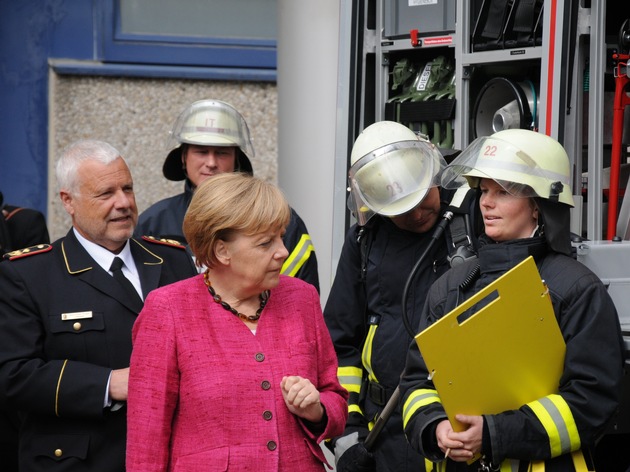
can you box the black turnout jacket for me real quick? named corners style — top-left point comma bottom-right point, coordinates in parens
top-left (400, 236), bottom-right (624, 471)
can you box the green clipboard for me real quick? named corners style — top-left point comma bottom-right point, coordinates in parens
top-left (414, 256), bottom-right (566, 432)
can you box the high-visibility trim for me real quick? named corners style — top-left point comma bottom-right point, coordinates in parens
top-left (502, 450), bottom-right (588, 471)
top-left (499, 459), bottom-right (520, 471)
top-left (337, 366), bottom-right (363, 394)
top-left (427, 459), bottom-right (444, 471)
top-left (348, 404), bottom-right (364, 415)
top-left (402, 388), bottom-right (441, 428)
top-left (281, 234), bottom-right (314, 277)
top-left (526, 394), bottom-right (580, 457)
top-left (338, 366), bottom-right (364, 416)
top-left (361, 324), bottom-right (378, 382)
top-left (531, 461), bottom-right (545, 472)
top-left (55, 359), bottom-right (68, 417)
top-left (571, 450), bottom-right (589, 472)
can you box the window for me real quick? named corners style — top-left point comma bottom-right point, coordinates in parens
top-left (100, 0), bottom-right (277, 72)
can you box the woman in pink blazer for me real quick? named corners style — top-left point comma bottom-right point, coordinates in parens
top-left (126, 173), bottom-right (348, 471)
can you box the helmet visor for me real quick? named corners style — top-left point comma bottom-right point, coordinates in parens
top-left (166, 100), bottom-right (255, 159)
top-left (347, 140), bottom-right (446, 225)
top-left (441, 136), bottom-right (569, 200)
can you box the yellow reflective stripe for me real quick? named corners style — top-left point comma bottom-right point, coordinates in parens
top-left (281, 233), bottom-right (314, 277)
top-left (527, 394), bottom-right (580, 457)
top-left (361, 324), bottom-right (378, 382)
top-left (337, 366), bottom-right (363, 394)
top-left (572, 450), bottom-right (589, 472)
top-left (526, 451), bottom-right (588, 472)
top-left (402, 388), bottom-right (441, 428)
top-left (500, 459), bottom-right (520, 471)
top-left (337, 365), bottom-right (363, 378)
top-left (427, 459), bottom-right (445, 472)
top-left (348, 404), bottom-right (364, 415)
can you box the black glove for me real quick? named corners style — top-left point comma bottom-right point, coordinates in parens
top-left (336, 441), bottom-right (376, 472)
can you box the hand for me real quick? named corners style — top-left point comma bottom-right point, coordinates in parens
top-left (435, 415), bottom-right (483, 462)
top-left (336, 441), bottom-right (375, 472)
top-left (280, 376), bottom-right (323, 422)
top-left (109, 368), bottom-right (129, 401)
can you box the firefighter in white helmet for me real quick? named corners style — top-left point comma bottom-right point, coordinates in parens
top-left (135, 99), bottom-right (319, 291)
top-left (325, 121), bottom-right (478, 472)
top-left (400, 129), bottom-right (624, 471)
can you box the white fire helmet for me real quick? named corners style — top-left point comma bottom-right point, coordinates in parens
top-left (163, 100), bottom-right (255, 181)
top-left (440, 129), bottom-right (574, 207)
top-left (347, 121), bottom-right (447, 226)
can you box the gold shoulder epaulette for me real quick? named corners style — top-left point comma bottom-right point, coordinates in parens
top-left (4, 244), bottom-right (53, 261)
top-left (141, 235), bottom-right (186, 249)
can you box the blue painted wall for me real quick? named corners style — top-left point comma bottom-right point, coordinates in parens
top-left (0, 0), bottom-right (93, 213)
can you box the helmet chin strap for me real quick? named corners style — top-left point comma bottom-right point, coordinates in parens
top-left (181, 144), bottom-right (189, 181)
top-left (535, 197), bottom-right (572, 256)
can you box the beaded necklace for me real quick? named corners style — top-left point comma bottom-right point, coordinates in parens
top-left (203, 270), bottom-right (269, 322)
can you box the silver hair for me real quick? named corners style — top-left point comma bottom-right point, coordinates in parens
top-left (56, 140), bottom-right (123, 193)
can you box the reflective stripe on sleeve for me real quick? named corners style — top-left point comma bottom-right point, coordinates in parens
top-left (281, 234), bottom-right (314, 277)
top-left (402, 388), bottom-right (441, 428)
top-left (338, 365), bottom-right (364, 415)
top-left (526, 394), bottom-right (581, 457)
top-left (337, 366), bottom-right (363, 394)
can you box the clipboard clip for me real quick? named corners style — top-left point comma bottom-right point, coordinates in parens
top-left (477, 457), bottom-right (500, 471)
top-left (541, 279), bottom-right (549, 296)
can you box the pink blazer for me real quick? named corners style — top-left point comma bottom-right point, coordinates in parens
top-left (126, 275), bottom-right (348, 472)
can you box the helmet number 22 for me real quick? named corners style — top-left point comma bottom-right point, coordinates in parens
top-left (484, 145), bottom-right (497, 156)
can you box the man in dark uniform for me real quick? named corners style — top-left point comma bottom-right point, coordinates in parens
top-left (324, 121), bottom-right (477, 472)
top-left (0, 139), bottom-right (197, 472)
top-left (0, 192), bottom-right (50, 471)
top-left (134, 99), bottom-right (320, 291)
top-left (1, 192), bottom-right (50, 254)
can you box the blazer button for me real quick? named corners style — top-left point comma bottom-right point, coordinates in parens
top-left (262, 410), bottom-right (273, 421)
top-left (255, 353), bottom-right (265, 362)
top-left (54, 448), bottom-right (63, 457)
top-left (266, 440), bottom-right (277, 451)
top-left (73, 322), bottom-right (81, 331)
top-left (261, 380), bottom-right (271, 390)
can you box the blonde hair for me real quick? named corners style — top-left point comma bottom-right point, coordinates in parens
top-left (183, 172), bottom-right (291, 268)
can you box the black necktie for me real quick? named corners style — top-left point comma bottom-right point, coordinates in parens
top-left (110, 257), bottom-right (143, 306)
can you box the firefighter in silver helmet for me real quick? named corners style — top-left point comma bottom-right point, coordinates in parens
top-left (399, 129), bottom-right (624, 471)
top-left (325, 121), bottom-right (478, 472)
top-left (135, 99), bottom-right (319, 291)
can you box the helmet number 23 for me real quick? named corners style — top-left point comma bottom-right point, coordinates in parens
top-left (484, 145), bottom-right (497, 156)
top-left (387, 181), bottom-right (404, 196)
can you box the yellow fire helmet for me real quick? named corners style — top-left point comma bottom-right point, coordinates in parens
top-left (163, 99), bottom-right (255, 181)
top-left (347, 121), bottom-right (447, 226)
top-left (441, 129), bottom-right (574, 207)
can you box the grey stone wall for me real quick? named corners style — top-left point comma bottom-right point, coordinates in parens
top-left (49, 73), bottom-right (278, 241)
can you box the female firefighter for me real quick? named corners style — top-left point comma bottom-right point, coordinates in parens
top-left (399, 129), bottom-right (624, 471)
